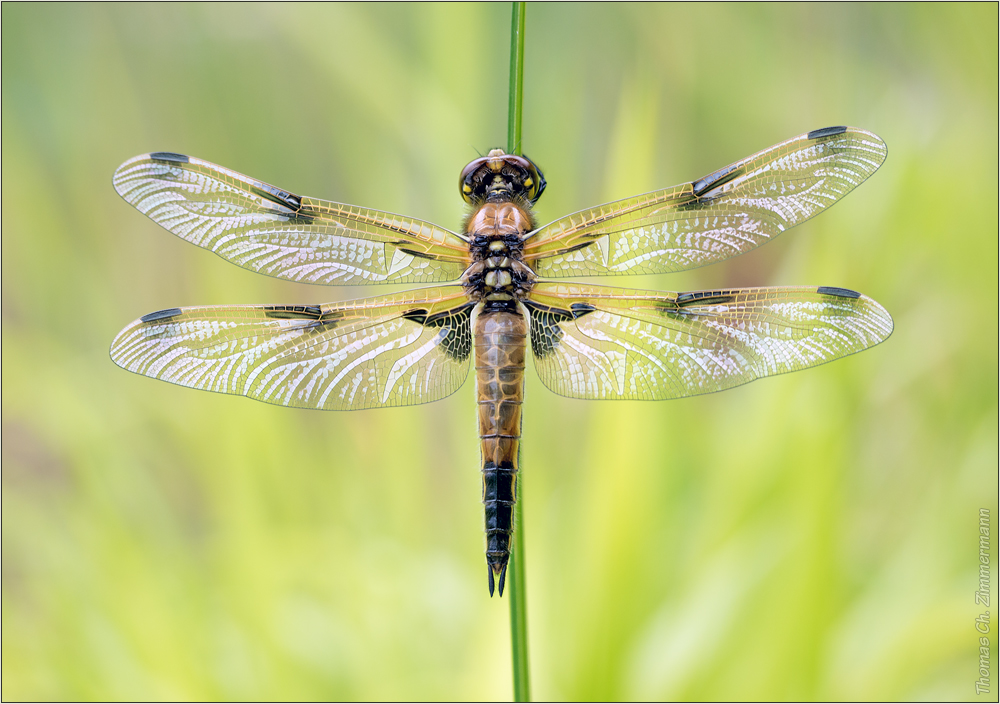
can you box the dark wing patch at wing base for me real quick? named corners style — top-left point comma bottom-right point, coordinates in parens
top-left (403, 302), bottom-right (475, 361)
top-left (523, 301), bottom-right (575, 358)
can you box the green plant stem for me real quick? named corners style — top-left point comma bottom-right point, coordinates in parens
top-left (506, 3), bottom-right (525, 156)
top-left (506, 3), bottom-right (530, 703)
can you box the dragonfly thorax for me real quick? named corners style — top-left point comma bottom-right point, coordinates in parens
top-left (461, 201), bottom-right (537, 308)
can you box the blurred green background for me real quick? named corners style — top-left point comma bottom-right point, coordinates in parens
top-left (3, 3), bottom-right (997, 701)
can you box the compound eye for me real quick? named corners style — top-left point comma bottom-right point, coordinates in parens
top-left (459, 157), bottom-right (489, 203)
top-left (524, 161), bottom-right (546, 203)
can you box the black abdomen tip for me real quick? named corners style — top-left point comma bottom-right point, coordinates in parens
top-left (140, 307), bottom-right (182, 323)
top-left (817, 286), bottom-right (861, 299)
top-left (487, 562), bottom-right (509, 597)
top-left (149, 152), bottom-right (190, 163)
top-left (807, 126), bottom-right (848, 140)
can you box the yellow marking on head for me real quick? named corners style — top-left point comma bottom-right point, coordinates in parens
top-left (524, 177), bottom-right (533, 189)
top-left (463, 183), bottom-right (472, 193)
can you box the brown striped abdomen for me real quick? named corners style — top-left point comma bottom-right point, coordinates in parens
top-left (474, 309), bottom-right (527, 597)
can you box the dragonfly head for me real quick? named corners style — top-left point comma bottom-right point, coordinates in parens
top-left (460, 149), bottom-right (546, 205)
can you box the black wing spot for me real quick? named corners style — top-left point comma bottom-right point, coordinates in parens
top-left (817, 286), bottom-right (861, 299)
top-left (140, 308), bottom-right (182, 323)
top-left (149, 152), bottom-right (189, 164)
top-left (676, 291), bottom-right (735, 307)
top-left (404, 303), bottom-right (474, 361)
top-left (398, 248), bottom-right (439, 261)
top-left (250, 184), bottom-right (304, 214)
top-left (692, 163), bottom-right (743, 197)
top-left (570, 302), bottom-right (596, 318)
top-left (264, 305), bottom-right (323, 319)
top-left (807, 126), bottom-right (848, 140)
top-left (562, 241), bottom-right (594, 254)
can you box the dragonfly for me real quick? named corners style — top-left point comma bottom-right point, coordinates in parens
top-left (110, 126), bottom-right (893, 596)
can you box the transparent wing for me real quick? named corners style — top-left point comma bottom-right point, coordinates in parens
top-left (113, 153), bottom-right (470, 285)
top-left (110, 287), bottom-right (475, 410)
top-left (524, 127), bottom-right (886, 277)
top-left (524, 281), bottom-right (892, 400)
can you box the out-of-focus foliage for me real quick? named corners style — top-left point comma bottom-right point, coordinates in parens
top-left (2, 4), bottom-right (997, 700)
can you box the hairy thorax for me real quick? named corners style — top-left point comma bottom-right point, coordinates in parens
top-left (461, 201), bottom-right (537, 308)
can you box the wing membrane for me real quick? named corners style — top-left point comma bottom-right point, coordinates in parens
top-left (524, 127), bottom-right (886, 277)
top-left (111, 287), bottom-right (475, 409)
top-left (113, 153), bottom-right (470, 285)
top-left (525, 282), bottom-right (892, 400)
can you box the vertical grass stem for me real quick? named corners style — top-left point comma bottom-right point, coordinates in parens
top-left (506, 3), bottom-right (530, 702)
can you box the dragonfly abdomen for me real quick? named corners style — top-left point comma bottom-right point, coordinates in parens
top-left (474, 309), bottom-right (527, 597)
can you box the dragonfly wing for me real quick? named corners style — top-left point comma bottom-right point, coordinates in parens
top-left (113, 153), bottom-right (470, 285)
top-left (525, 282), bottom-right (892, 400)
top-left (111, 287), bottom-right (475, 409)
top-left (525, 127), bottom-right (887, 277)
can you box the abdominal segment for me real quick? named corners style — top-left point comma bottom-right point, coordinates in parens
top-left (474, 310), bottom-right (527, 597)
